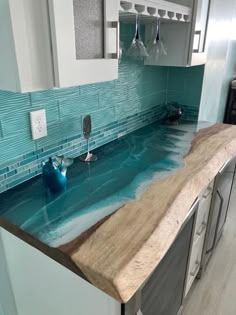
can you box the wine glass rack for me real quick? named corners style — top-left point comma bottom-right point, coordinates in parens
top-left (120, 0), bottom-right (192, 22)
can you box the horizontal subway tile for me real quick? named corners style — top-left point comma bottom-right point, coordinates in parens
top-left (30, 87), bottom-right (80, 106)
top-left (6, 170), bottom-right (17, 178)
top-left (0, 167), bottom-right (8, 176)
top-left (7, 172), bottom-right (39, 189)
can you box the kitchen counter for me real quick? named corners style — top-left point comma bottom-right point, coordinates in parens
top-left (1, 121), bottom-right (236, 303)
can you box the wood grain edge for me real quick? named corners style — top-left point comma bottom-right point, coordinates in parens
top-left (67, 124), bottom-right (236, 303)
top-left (59, 210), bottom-right (120, 255)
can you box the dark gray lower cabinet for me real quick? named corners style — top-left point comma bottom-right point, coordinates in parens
top-left (201, 157), bottom-right (236, 271)
top-left (123, 157), bottom-right (236, 315)
top-left (140, 215), bottom-right (194, 315)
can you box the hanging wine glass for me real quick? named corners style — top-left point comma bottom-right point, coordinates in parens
top-left (119, 40), bottom-right (125, 63)
top-left (118, 22), bottom-right (125, 64)
top-left (159, 31), bottom-right (167, 56)
top-left (127, 15), bottom-right (149, 60)
top-left (147, 17), bottom-right (167, 62)
top-left (147, 18), bottom-right (161, 61)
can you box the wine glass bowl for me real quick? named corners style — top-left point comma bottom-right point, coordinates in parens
top-left (159, 39), bottom-right (167, 56)
top-left (127, 38), bottom-right (149, 59)
top-left (127, 15), bottom-right (149, 60)
top-left (146, 17), bottom-right (167, 62)
top-left (147, 40), bottom-right (160, 61)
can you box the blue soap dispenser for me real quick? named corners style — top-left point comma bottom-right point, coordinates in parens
top-left (42, 156), bottom-right (73, 194)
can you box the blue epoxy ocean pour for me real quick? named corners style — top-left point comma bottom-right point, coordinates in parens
top-left (0, 121), bottom-right (211, 247)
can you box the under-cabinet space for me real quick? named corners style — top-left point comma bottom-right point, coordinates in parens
top-left (145, 0), bottom-right (211, 66)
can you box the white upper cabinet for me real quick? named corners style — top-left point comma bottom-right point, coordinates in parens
top-left (145, 0), bottom-right (211, 67)
top-left (48, 0), bottom-right (119, 88)
top-left (0, 0), bottom-right (54, 93)
top-left (0, 0), bottom-right (118, 92)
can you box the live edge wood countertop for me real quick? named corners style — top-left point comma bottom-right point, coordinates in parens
top-left (1, 123), bottom-right (236, 303)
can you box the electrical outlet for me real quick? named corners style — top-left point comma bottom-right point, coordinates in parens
top-left (30, 109), bottom-right (47, 140)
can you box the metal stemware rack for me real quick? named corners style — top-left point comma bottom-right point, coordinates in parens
top-left (119, 0), bottom-right (192, 22)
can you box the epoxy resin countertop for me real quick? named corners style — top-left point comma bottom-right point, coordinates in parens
top-left (1, 121), bottom-right (236, 303)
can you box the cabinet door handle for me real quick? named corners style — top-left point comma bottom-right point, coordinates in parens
top-left (206, 190), bottom-right (224, 254)
top-left (196, 222), bottom-right (207, 236)
top-left (185, 197), bottom-right (200, 221)
top-left (214, 189), bottom-right (224, 242)
top-left (111, 21), bottom-right (119, 59)
top-left (203, 187), bottom-right (212, 199)
top-left (190, 261), bottom-right (200, 277)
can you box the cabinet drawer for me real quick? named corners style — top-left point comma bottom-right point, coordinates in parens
top-left (185, 232), bottom-right (205, 296)
top-left (193, 193), bottom-right (211, 243)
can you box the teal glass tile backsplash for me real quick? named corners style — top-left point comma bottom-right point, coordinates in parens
top-left (0, 23), bottom-right (204, 192)
top-left (167, 65), bottom-right (205, 107)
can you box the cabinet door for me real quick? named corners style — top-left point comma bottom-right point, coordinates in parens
top-left (203, 158), bottom-right (236, 268)
top-left (48, 0), bottom-right (119, 88)
top-left (145, 21), bottom-right (192, 67)
top-left (0, 0), bottom-right (54, 92)
top-left (189, 0), bottom-right (210, 65)
top-left (139, 214), bottom-right (194, 315)
top-left (215, 159), bottom-right (236, 243)
top-left (0, 230), bottom-right (17, 315)
top-left (1, 228), bottom-right (121, 315)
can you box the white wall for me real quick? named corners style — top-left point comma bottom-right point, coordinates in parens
top-left (0, 228), bottom-right (121, 315)
top-left (217, 39), bottom-right (236, 121)
top-left (198, 0), bottom-right (236, 122)
top-left (0, 231), bottom-right (17, 315)
top-left (0, 304), bottom-right (4, 315)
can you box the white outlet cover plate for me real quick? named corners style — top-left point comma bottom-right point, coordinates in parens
top-left (30, 109), bottom-right (48, 140)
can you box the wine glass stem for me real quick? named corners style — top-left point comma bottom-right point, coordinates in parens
top-left (87, 139), bottom-right (90, 154)
top-left (156, 17), bottom-right (160, 41)
top-left (135, 15), bottom-right (140, 40)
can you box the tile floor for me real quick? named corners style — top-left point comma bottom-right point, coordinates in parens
top-left (183, 179), bottom-right (236, 315)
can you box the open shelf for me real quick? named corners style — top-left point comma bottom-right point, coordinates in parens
top-left (120, 0), bottom-right (192, 22)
